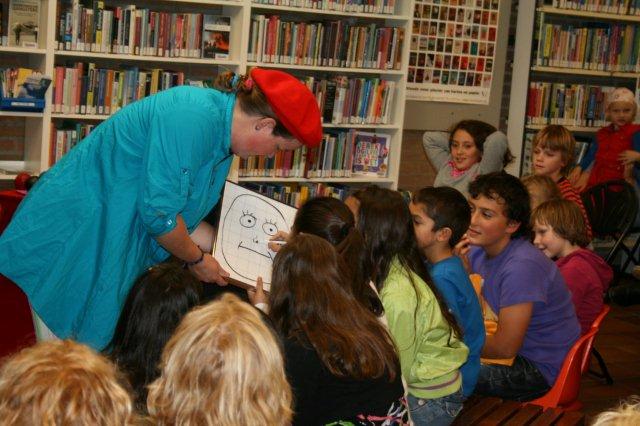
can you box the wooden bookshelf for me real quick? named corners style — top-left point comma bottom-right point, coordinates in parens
top-left (506, 2), bottom-right (640, 176)
top-left (1, 0), bottom-right (412, 192)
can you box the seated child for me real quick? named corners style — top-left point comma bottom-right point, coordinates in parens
top-left (108, 261), bottom-right (202, 410)
top-left (531, 125), bottom-right (592, 239)
top-left (521, 174), bottom-right (562, 210)
top-left (147, 293), bottom-right (293, 425)
top-left (349, 186), bottom-right (468, 425)
top-left (462, 172), bottom-right (580, 402)
top-left (532, 199), bottom-right (612, 334)
top-left (423, 120), bottom-right (513, 197)
top-left (269, 234), bottom-right (406, 425)
top-left (409, 186), bottom-right (485, 397)
top-left (571, 88), bottom-right (640, 191)
top-left (0, 339), bottom-right (134, 424)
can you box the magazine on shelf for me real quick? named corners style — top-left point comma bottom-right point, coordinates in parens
top-left (351, 131), bottom-right (390, 177)
top-left (7, 0), bottom-right (39, 47)
top-left (202, 15), bottom-right (230, 59)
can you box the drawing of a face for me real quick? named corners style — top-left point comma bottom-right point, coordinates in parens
top-left (221, 194), bottom-right (288, 283)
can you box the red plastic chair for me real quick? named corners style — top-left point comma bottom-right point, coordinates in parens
top-left (0, 189), bottom-right (26, 235)
top-left (585, 305), bottom-right (612, 384)
top-left (528, 328), bottom-right (597, 411)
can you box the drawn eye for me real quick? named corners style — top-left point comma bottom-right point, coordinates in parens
top-left (262, 220), bottom-right (278, 236)
top-left (240, 211), bottom-right (256, 228)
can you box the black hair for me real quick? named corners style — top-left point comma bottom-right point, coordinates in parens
top-left (107, 261), bottom-right (202, 411)
top-left (350, 186), bottom-right (463, 340)
top-left (292, 197), bottom-right (382, 316)
top-left (468, 171), bottom-right (532, 239)
top-left (412, 186), bottom-right (471, 248)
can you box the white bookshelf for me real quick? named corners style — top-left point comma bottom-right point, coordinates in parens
top-left (1, 0), bottom-right (412, 190)
top-left (507, 2), bottom-right (640, 176)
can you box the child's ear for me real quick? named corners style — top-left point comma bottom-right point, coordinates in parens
top-left (436, 227), bottom-right (452, 243)
top-left (505, 220), bottom-right (521, 236)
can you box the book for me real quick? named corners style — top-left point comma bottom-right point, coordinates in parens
top-left (351, 131), bottom-right (390, 177)
top-left (7, 0), bottom-right (39, 47)
top-left (16, 72), bottom-right (51, 99)
top-left (202, 15), bottom-right (230, 59)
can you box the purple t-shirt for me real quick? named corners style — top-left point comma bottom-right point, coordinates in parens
top-left (470, 238), bottom-right (580, 386)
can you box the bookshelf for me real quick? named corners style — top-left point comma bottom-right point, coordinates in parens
top-left (506, 1), bottom-right (640, 176)
top-left (0, 0), bottom-right (413, 202)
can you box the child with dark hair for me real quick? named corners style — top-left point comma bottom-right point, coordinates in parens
top-left (532, 199), bottom-right (612, 334)
top-left (459, 172), bottom-right (580, 402)
top-left (269, 233), bottom-right (406, 425)
top-left (410, 186), bottom-right (485, 398)
top-left (423, 120), bottom-right (513, 197)
top-left (348, 186), bottom-right (468, 425)
top-left (108, 261), bottom-right (202, 410)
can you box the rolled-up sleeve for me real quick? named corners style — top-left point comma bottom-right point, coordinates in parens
top-left (138, 107), bottom-right (212, 237)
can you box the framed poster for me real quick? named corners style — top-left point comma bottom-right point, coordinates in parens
top-left (407, 0), bottom-right (500, 105)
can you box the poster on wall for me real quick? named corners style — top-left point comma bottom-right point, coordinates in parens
top-left (406, 0), bottom-right (500, 105)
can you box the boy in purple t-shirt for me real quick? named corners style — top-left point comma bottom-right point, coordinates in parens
top-left (458, 172), bottom-right (580, 402)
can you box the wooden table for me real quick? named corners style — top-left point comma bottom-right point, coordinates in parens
top-left (452, 396), bottom-right (585, 425)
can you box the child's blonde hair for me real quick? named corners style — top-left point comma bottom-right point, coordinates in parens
top-left (592, 396), bottom-right (640, 426)
top-left (532, 125), bottom-right (576, 176)
top-left (0, 339), bottom-right (134, 425)
top-left (521, 174), bottom-right (562, 210)
top-left (147, 293), bottom-right (292, 426)
top-left (531, 198), bottom-right (589, 248)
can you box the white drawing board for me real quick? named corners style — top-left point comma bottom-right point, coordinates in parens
top-left (213, 181), bottom-right (297, 291)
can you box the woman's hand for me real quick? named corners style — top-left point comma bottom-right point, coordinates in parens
top-left (188, 254), bottom-right (230, 285)
top-left (267, 230), bottom-right (290, 253)
top-left (248, 276), bottom-right (268, 307)
top-left (454, 234), bottom-right (472, 274)
top-left (619, 150), bottom-right (640, 165)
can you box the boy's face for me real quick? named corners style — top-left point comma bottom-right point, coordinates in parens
top-left (533, 221), bottom-right (567, 258)
top-left (609, 102), bottom-right (636, 128)
top-left (468, 194), bottom-right (520, 256)
top-left (532, 145), bottom-right (564, 179)
top-left (408, 201), bottom-right (440, 253)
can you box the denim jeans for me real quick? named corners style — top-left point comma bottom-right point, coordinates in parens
top-left (407, 388), bottom-right (465, 426)
top-left (474, 355), bottom-right (550, 402)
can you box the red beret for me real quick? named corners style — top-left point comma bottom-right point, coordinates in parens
top-left (250, 68), bottom-right (322, 148)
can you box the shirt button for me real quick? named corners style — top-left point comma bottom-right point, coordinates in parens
top-left (166, 219), bottom-right (173, 226)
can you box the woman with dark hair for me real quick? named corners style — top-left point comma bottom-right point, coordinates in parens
top-left (422, 119), bottom-right (514, 197)
top-left (347, 186), bottom-right (468, 426)
top-left (0, 68), bottom-right (322, 350)
top-left (108, 261), bottom-right (202, 411)
top-left (269, 233), bottom-right (406, 425)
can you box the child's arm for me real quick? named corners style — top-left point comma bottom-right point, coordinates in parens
top-left (482, 302), bottom-right (533, 359)
top-left (422, 131), bottom-right (452, 170)
top-left (477, 131), bottom-right (509, 174)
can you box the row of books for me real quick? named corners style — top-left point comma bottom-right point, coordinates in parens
top-left (251, 0), bottom-right (397, 15)
top-left (303, 75), bottom-right (395, 125)
top-left (526, 82), bottom-right (616, 127)
top-left (57, 2), bottom-right (230, 59)
top-left (247, 15), bottom-right (404, 70)
top-left (243, 182), bottom-right (350, 208)
top-left (541, 0), bottom-right (640, 15)
top-left (1, 68), bottom-right (51, 100)
top-left (238, 130), bottom-right (390, 178)
top-left (51, 63), bottom-right (195, 115)
top-left (49, 122), bottom-right (95, 165)
top-left (534, 22), bottom-right (640, 72)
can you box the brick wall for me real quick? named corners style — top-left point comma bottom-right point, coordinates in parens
top-left (0, 117), bottom-right (25, 161)
top-left (398, 129), bottom-right (436, 193)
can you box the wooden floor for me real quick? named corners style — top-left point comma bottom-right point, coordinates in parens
top-left (580, 301), bottom-right (640, 422)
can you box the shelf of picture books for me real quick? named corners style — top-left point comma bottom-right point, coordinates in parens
top-left (241, 181), bottom-right (359, 208)
top-left (54, 1), bottom-right (237, 62)
top-left (245, 12), bottom-right (406, 72)
top-left (238, 129), bottom-right (392, 181)
top-left (250, 1), bottom-right (400, 16)
top-left (49, 120), bottom-right (95, 165)
top-left (48, 61), bottom-right (223, 116)
top-left (532, 3), bottom-right (640, 74)
top-left (0, 67), bottom-right (52, 112)
top-left (538, 1), bottom-right (640, 18)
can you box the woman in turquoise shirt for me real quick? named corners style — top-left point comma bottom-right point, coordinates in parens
top-left (0, 68), bottom-right (322, 350)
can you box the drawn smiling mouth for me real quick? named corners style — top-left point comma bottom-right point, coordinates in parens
top-left (238, 241), bottom-right (274, 261)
